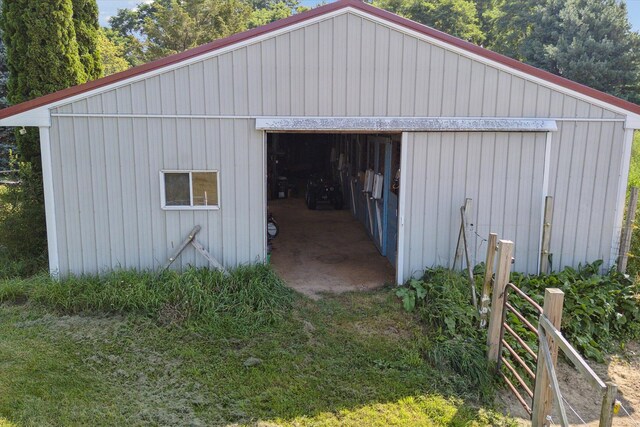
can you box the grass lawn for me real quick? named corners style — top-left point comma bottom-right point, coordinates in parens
top-left (0, 280), bottom-right (513, 426)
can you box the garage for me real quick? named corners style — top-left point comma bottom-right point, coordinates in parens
top-left (266, 133), bottom-right (400, 295)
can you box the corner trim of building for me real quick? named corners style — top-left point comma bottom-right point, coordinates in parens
top-left (610, 128), bottom-right (635, 268)
top-left (39, 125), bottom-right (60, 278)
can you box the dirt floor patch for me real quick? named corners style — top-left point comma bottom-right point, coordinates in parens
top-left (269, 198), bottom-right (395, 298)
top-left (499, 342), bottom-right (640, 426)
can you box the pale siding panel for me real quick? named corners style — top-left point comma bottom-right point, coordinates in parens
top-left (204, 119), bottom-right (224, 266)
top-left (346, 14), bottom-right (362, 115)
top-left (495, 72), bottom-right (512, 116)
top-left (318, 19), bottom-right (333, 115)
top-left (118, 117), bottom-right (140, 269)
top-left (159, 72), bottom-right (177, 115)
top-left (454, 56), bottom-right (471, 116)
top-left (189, 62), bottom-right (206, 115)
top-left (359, 19), bottom-right (376, 116)
top-left (234, 120), bottom-right (252, 263)
top-left (441, 51), bottom-right (458, 115)
top-left (481, 66), bottom-right (499, 116)
top-left (59, 118), bottom-right (83, 273)
top-left (132, 118), bottom-right (153, 269)
top-left (467, 61), bottom-right (485, 116)
top-left (145, 77), bottom-right (162, 115)
top-left (427, 45), bottom-right (444, 115)
top-left (289, 28), bottom-right (305, 115)
top-left (373, 24), bottom-right (390, 115)
top-left (261, 38), bottom-right (277, 115)
top-left (386, 30), bottom-right (404, 116)
top-left (399, 35), bottom-right (417, 116)
top-left (218, 53), bottom-right (235, 115)
top-left (219, 119), bottom-right (237, 265)
top-left (508, 76), bottom-right (525, 116)
top-left (102, 118), bottom-right (126, 268)
top-left (147, 118), bottom-right (166, 268)
top-left (523, 81), bottom-right (538, 116)
top-left (174, 67), bottom-right (191, 114)
top-left (536, 86), bottom-right (551, 117)
top-left (332, 14), bottom-right (348, 116)
top-left (131, 80), bottom-right (148, 114)
top-left (73, 116), bottom-right (98, 273)
top-left (189, 119), bottom-right (208, 268)
top-left (87, 117), bottom-right (111, 272)
top-left (203, 58), bottom-right (221, 115)
top-left (275, 34), bottom-right (291, 116)
top-left (304, 24), bottom-right (319, 115)
top-left (401, 132), bottom-right (546, 279)
top-left (413, 43), bottom-right (430, 115)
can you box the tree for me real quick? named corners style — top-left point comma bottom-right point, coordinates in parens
top-left (110, 0), bottom-right (253, 62)
top-left (481, 0), bottom-right (537, 58)
top-left (0, 1), bottom-right (14, 172)
top-left (1, 0), bottom-right (88, 264)
top-left (72, 0), bottom-right (103, 80)
top-left (98, 28), bottom-right (131, 76)
top-left (374, 0), bottom-right (484, 44)
top-left (521, 0), bottom-right (640, 103)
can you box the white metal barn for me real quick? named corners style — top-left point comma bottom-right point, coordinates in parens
top-left (1, 0), bottom-right (639, 285)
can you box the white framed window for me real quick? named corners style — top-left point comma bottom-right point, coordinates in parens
top-left (160, 170), bottom-right (220, 210)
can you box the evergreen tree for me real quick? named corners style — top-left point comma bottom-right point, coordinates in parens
top-left (521, 0), bottom-right (640, 103)
top-left (1, 0), bottom-right (87, 265)
top-left (72, 0), bottom-right (103, 80)
top-left (0, 0), bottom-right (15, 172)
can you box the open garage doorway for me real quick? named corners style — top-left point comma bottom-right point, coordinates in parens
top-left (266, 133), bottom-right (401, 297)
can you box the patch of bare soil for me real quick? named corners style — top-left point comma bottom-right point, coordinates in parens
top-left (499, 342), bottom-right (640, 426)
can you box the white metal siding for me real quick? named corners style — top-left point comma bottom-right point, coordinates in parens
top-left (55, 13), bottom-right (621, 120)
top-left (45, 10), bottom-right (629, 275)
top-left (50, 116), bottom-right (265, 275)
top-left (401, 132), bottom-right (547, 279)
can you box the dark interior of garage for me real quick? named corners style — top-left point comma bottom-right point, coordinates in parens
top-left (266, 133), bottom-right (401, 297)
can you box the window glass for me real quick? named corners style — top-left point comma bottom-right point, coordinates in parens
top-left (164, 173), bottom-right (190, 206)
top-left (192, 172), bottom-right (218, 206)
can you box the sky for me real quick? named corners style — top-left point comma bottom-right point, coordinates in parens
top-left (97, 0), bottom-right (640, 31)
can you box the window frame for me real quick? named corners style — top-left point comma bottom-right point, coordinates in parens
top-left (159, 169), bottom-right (220, 210)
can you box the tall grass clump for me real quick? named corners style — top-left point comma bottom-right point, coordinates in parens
top-left (626, 131), bottom-right (640, 277)
top-left (396, 268), bottom-right (494, 401)
top-left (0, 264), bottom-right (295, 333)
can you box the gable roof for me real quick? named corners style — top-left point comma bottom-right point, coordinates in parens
top-left (1, 0), bottom-right (640, 121)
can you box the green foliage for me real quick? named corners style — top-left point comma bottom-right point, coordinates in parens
top-left (0, 265), bottom-right (295, 332)
top-left (510, 262), bottom-right (640, 361)
top-left (110, 0), bottom-right (253, 62)
top-left (0, 160), bottom-right (47, 275)
top-left (395, 269), bottom-right (494, 400)
top-left (374, 0), bottom-right (484, 44)
top-left (72, 0), bottom-right (103, 80)
top-left (516, 0), bottom-right (640, 103)
top-left (97, 28), bottom-right (131, 76)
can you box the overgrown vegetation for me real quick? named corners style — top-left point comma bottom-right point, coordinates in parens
top-left (397, 269), bottom-right (495, 400)
top-left (0, 265), bottom-right (294, 334)
top-left (510, 262), bottom-right (640, 361)
top-left (626, 131), bottom-right (640, 278)
top-left (0, 266), bottom-right (514, 426)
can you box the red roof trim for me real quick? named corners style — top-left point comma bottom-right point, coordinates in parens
top-left (1, 0), bottom-right (639, 120)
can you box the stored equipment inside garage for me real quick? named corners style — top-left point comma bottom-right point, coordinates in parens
top-left (266, 133), bottom-right (401, 295)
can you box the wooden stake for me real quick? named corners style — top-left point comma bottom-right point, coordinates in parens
top-left (461, 207), bottom-right (478, 310)
top-left (487, 240), bottom-right (514, 364)
top-left (540, 196), bottom-right (553, 275)
top-left (532, 288), bottom-right (564, 427)
top-left (617, 187), bottom-right (638, 274)
top-left (453, 198), bottom-right (473, 270)
top-left (480, 233), bottom-right (498, 328)
top-left (599, 383), bottom-right (618, 427)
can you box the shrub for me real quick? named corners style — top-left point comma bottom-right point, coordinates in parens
top-left (510, 262), bottom-right (640, 361)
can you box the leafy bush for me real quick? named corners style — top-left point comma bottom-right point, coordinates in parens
top-left (510, 262), bottom-right (640, 361)
top-left (0, 264), bottom-right (295, 334)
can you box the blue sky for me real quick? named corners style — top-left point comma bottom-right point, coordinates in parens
top-left (97, 0), bottom-right (640, 31)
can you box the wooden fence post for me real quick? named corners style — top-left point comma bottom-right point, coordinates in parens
top-left (618, 187), bottom-right (638, 274)
top-left (487, 240), bottom-right (514, 364)
top-left (480, 233), bottom-right (498, 328)
top-left (540, 196), bottom-right (553, 275)
top-left (532, 288), bottom-right (564, 427)
top-left (600, 382), bottom-right (618, 427)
